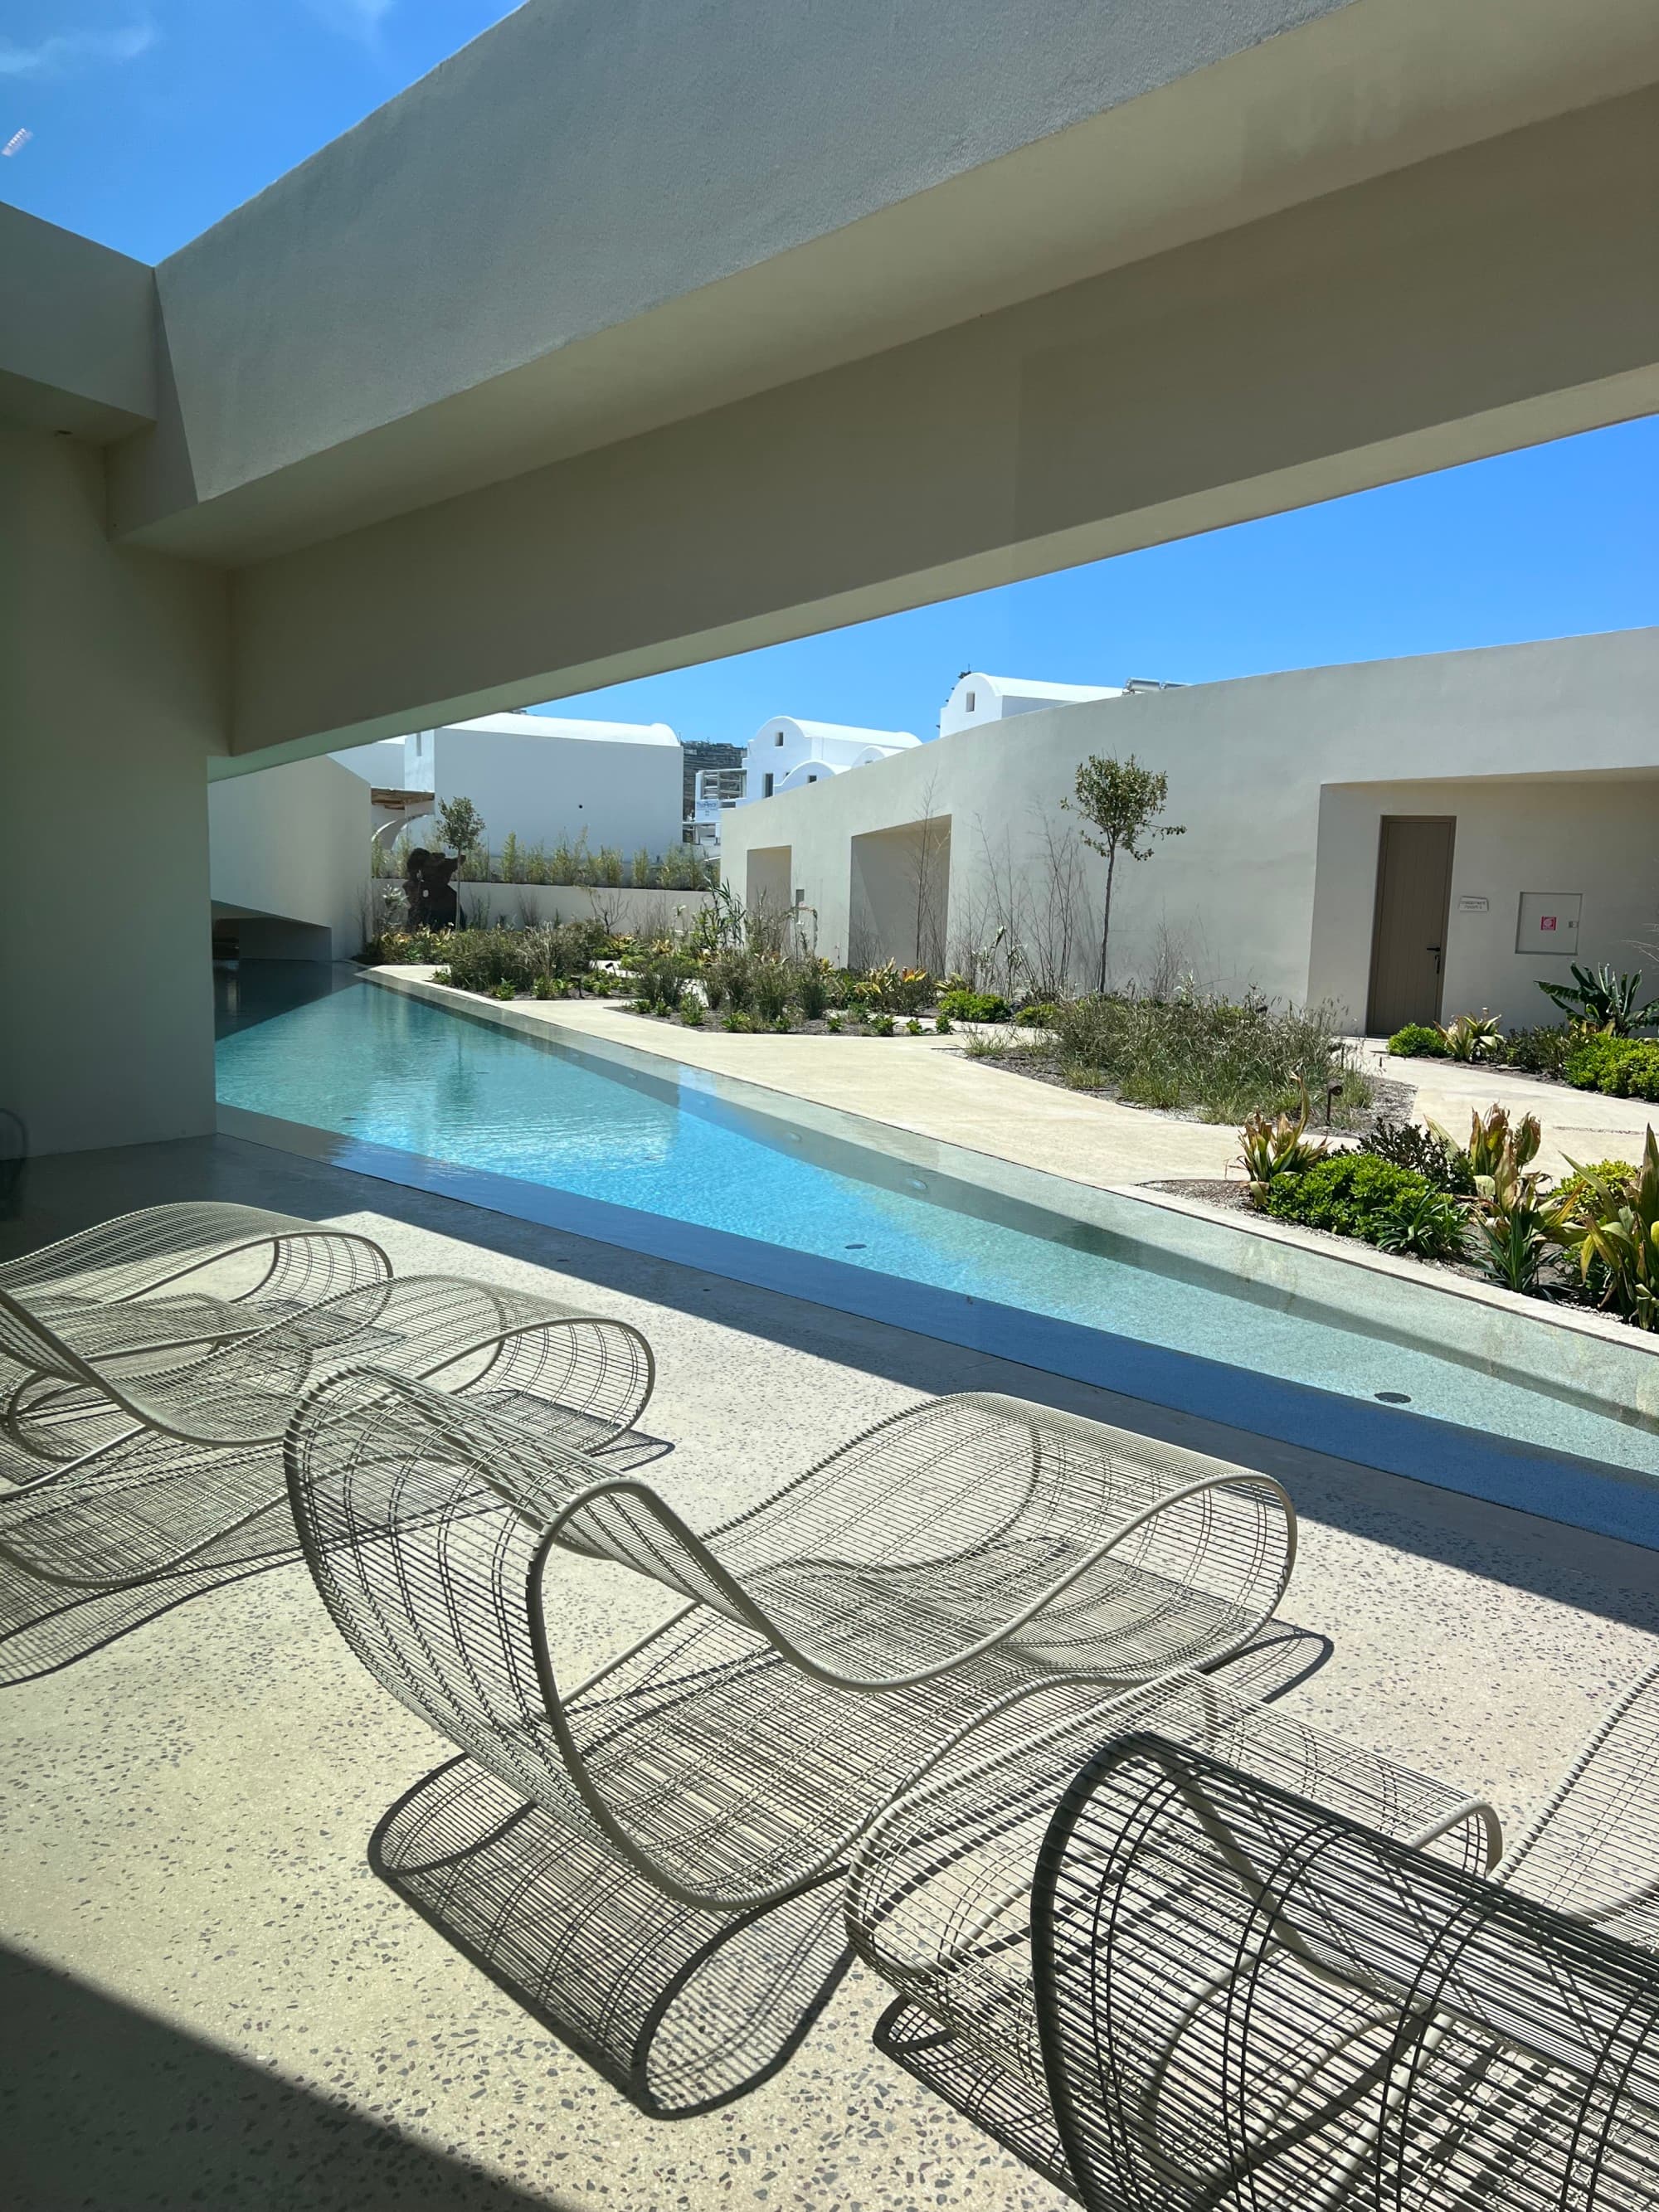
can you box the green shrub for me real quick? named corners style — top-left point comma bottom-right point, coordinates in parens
top-left (530, 975), bottom-right (567, 1001)
top-left (679, 1000), bottom-right (704, 1028)
top-left (1501, 1025), bottom-right (1573, 1077)
top-left (905, 1018), bottom-right (924, 1035)
top-left (1263, 1154), bottom-right (1443, 1247)
top-left (794, 966), bottom-right (830, 1021)
top-left (631, 848), bottom-right (656, 889)
top-left (932, 1014), bottom-right (952, 1035)
top-left (431, 967), bottom-right (453, 987)
top-left (868, 1012), bottom-right (896, 1038)
top-left (1238, 1082), bottom-right (1329, 1203)
top-left (723, 1009), bottom-right (761, 1033)
top-left (1437, 1011), bottom-right (1503, 1062)
top-left (1015, 1002), bottom-right (1059, 1028)
top-left (710, 950), bottom-right (752, 1013)
top-left (1556, 1134), bottom-right (1659, 1330)
top-left (825, 1014), bottom-right (843, 1035)
top-left (1374, 1186), bottom-right (1468, 1262)
top-left (751, 961), bottom-right (791, 1023)
top-left (938, 988), bottom-right (1010, 1023)
top-left (489, 980), bottom-right (518, 1001)
top-left (1360, 1119), bottom-right (1474, 1194)
top-left (1565, 1033), bottom-right (1659, 1101)
top-left (1388, 1023), bottom-right (1448, 1058)
top-left (1049, 993), bottom-right (1368, 1125)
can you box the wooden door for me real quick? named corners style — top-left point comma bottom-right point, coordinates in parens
top-left (1366, 816), bottom-right (1455, 1034)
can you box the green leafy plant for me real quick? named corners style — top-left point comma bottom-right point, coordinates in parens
top-left (431, 966), bottom-right (453, 987)
top-left (794, 966), bottom-right (830, 1021)
top-left (435, 795), bottom-right (488, 880)
top-left (679, 1000), bottom-right (705, 1027)
top-left (1466, 1160), bottom-right (1566, 1296)
top-left (1564, 1033), bottom-right (1659, 1101)
top-left (932, 1014), bottom-right (952, 1035)
top-left (905, 1018), bottom-right (924, 1035)
top-left (1501, 1025), bottom-right (1573, 1077)
top-left (1015, 1002), bottom-right (1059, 1028)
top-left (1238, 1080), bottom-right (1329, 1204)
top-left (630, 848), bottom-right (656, 889)
top-left (1360, 1120), bottom-right (1474, 1195)
top-left (868, 1011), bottom-right (896, 1038)
top-left (825, 1014), bottom-right (843, 1035)
top-left (938, 988), bottom-right (1010, 1024)
top-left (1063, 753), bottom-right (1185, 992)
top-left (1436, 1011), bottom-right (1503, 1062)
top-left (1387, 1023), bottom-right (1448, 1059)
top-left (1537, 963), bottom-right (1659, 1037)
top-left (1443, 1103), bottom-right (1541, 1183)
top-left (1262, 1153), bottom-right (1439, 1247)
top-left (489, 980), bottom-right (518, 1001)
top-left (1554, 1134), bottom-right (1659, 1330)
top-left (1373, 1186), bottom-right (1469, 1262)
top-left (530, 974), bottom-right (567, 1001)
top-left (751, 962), bottom-right (791, 1023)
top-left (722, 1009), bottom-right (760, 1033)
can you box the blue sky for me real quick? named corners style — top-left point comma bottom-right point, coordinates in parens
top-left (7, 2), bottom-right (1656, 747)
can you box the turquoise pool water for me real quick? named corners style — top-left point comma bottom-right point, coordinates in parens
top-left (215, 980), bottom-right (1657, 1512)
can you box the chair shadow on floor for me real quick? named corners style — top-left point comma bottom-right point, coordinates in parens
top-left (0, 1942), bottom-right (564, 2212)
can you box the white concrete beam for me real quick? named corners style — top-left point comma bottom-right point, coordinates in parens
top-left (108, 0), bottom-right (1659, 562)
top-left (0, 208), bottom-right (157, 440)
top-left (228, 86), bottom-right (1659, 762)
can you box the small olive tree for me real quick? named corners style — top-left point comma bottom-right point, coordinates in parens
top-left (1063, 754), bottom-right (1185, 994)
top-left (436, 794), bottom-right (489, 880)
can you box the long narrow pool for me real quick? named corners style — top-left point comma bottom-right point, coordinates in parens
top-left (215, 975), bottom-right (1659, 1541)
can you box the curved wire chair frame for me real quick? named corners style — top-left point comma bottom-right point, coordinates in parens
top-left (286, 1369), bottom-right (1295, 1914)
top-left (0, 1281), bottom-right (654, 1685)
top-left (0, 1203), bottom-right (392, 1482)
top-left (846, 1667), bottom-right (1500, 2171)
top-left (1033, 1731), bottom-right (1659, 2212)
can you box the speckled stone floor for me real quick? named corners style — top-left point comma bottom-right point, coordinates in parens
top-left (4, 1135), bottom-right (1659, 2210)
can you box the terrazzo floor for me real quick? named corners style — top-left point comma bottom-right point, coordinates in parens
top-left (4, 1134), bottom-right (1659, 2210)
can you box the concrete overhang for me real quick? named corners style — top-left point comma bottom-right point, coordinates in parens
top-left (104, 0), bottom-right (1659, 565)
top-left (0, 207), bottom-right (157, 440)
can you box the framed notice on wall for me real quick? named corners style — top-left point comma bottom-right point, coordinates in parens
top-left (1515, 892), bottom-right (1582, 955)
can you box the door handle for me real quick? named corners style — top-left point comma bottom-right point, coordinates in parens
top-left (1427, 945), bottom-right (1443, 975)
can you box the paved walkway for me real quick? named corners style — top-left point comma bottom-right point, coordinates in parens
top-left (1353, 1043), bottom-right (1657, 1182)
top-left (383, 972), bottom-right (1657, 1190)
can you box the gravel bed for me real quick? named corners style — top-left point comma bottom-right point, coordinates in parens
top-left (953, 1048), bottom-right (1416, 1136)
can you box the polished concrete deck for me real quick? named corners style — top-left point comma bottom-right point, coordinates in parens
top-left (5, 1133), bottom-right (1659, 2210)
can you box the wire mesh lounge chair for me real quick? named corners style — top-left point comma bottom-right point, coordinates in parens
top-left (1034, 1704), bottom-right (1659, 2212)
top-left (862, 1660), bottom-right (1659, 2209)
top-left (0, 1276), bottom-right (654, 1684)
top-left (0, 1202), bottom-right (392, 1481)
top-left (284, 1372), bottom-right (1294, 2107)
top-left (848, 1667), bottom-right (1501, 2196)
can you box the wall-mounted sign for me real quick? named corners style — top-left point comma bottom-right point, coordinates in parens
top-left (1457, 895), bottom-right (1489, 913)
top-left (1515, 891), bottom-right (1582, 955)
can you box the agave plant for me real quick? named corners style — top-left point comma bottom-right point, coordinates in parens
top-left (1556, 1132), bottom-right (1659, 1330)
top-left (1374, 1185), bottom-right (1468, 1262)
top-left (1437, 1103), bottom-right (1541, 1184)
top-left (1465, 1158), bottom-right (1569, 1296)
top-left (1238, 1078), bottom-right (1329, 1204)
top-left (1537, 964), bottom-right (1659, 1037)
top-left (1435, 1010), bottom-right (1504, 1062)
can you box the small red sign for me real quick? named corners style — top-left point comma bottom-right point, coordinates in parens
top-left (1540, 916), bottom-right (1557, 931)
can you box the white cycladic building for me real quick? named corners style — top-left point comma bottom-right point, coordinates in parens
top-left (722, 630), bottom-right (1659, 1033)
top-left (937, 673), bottom-right (1122, 739)
top-left (335, 713), bottom-right (684, 862)
top-left (738, 716), bottom-right (920, 806)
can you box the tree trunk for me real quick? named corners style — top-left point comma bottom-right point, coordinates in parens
top-left (1097, 844), bottom-right (1117, 995)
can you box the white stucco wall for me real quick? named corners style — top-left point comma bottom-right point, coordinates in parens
top-left (433, 718), bottom-right (683, 861)
top-left (209, 754), bottom-right (370, 961)
top-left (1, 426), bottom-right (227, 1156)
top-left (720, 629), bottom-right (1659, 1023)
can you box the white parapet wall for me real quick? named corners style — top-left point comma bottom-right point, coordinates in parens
top-left (210, 754), bottom-right (370, 961)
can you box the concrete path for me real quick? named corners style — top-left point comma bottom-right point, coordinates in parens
top-left (1354, 1043), bottom-right (1658, 1182)
top-left (5, 1135), bottom-right (1659, 2210)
